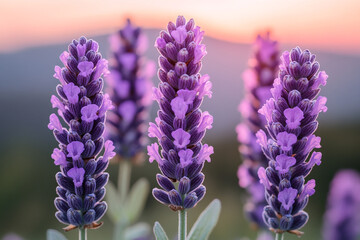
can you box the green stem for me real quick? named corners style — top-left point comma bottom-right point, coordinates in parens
top-left (118, 159), bottom-right (131, 202)
top-left (113, 159), bottom-right (132, 240)
top-left (113, 221), bottom-right (125, 240)
top-left (79, 227), bottom-right (87, 240)
top-left (275, 233), bottom-right (284, 240)
top-left (178, 209), bottom-right (187, 240)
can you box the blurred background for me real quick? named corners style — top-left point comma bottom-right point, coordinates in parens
top-left (0, 0), bottom-right (359, 239)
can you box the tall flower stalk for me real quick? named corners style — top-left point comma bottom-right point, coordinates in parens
top-left (48, 36), bottom-right (115, 239)
top-left (105, 19), bottom-right (154, 240)
top-left (107, 19), bottom-right (154, 163)
top-left (256, 47), bottom-right (328, 238)
top-left (237, 33), bottom-right (279, 229)
top-left (323, 170), bottom-right (360, 240)
top-left (148, 16), bottom-right (220, 240)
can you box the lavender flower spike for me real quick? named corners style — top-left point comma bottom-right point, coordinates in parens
top-left (106, 19), bottom-right (155, 163)
top-left (257, 47), bottom-right (328, 235)
top-left (237, 32), bottom-right (279, 228)
top-left (323, 170), bottom-right (360, 240)
top-left (148, 16), bottom-right (213, 211)
top-left (49, 36), bottom-right (115, 231)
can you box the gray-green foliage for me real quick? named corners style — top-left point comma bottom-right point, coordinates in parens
top-left (124, 223), bottom-right (151, 240)
top-left (153, 221), bottom-right (169, 240)
top-left (187, 199), bottom-right (221, 240)
top-left (106, 176), bottom-right (150, 240)
top-left (152, 199), bottom-right (221, 240)
top-left (124, 178), bottom-right (150, 224)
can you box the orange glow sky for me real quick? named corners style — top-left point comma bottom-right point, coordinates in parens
top-left (1, 0), bottom-right (359, 54)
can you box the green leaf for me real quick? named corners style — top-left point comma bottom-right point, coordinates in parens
top-left (187, 199), bottom-right (221, 240)
top-left (124, 222), bottom-right (151, 240)
top-left (153, 222), bottom-right (169, 240)
top-left (124, 178), bottom-right (149, 224)
top-left (105, 181), bottom-right (124, 224)
top-left (46, 229), bottom-right (67, 240)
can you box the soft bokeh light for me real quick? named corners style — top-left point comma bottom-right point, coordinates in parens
top-left (1, 0), bottom-right (360, 54)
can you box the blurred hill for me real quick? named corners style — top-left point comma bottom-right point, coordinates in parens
top-left (1, 29), bottom-right (359, 142)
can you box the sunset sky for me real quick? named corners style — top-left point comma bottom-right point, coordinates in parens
top-left (1, 0), bottom-right (359, 54)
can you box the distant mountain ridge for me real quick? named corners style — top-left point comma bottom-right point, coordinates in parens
top-left (1, 28), bottom-right (359, 140)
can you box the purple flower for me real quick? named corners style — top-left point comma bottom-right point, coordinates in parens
top-left (63, 82), bottom-right (80, 104)
top-left (49, 36), bottom-right (115, 229)
top-left (118, 100), bottom-right (137, 123)
top-left (284, 107), bottom-right (304, 129)
top-left (98, 94), bottom-right (114, 118)
top-left (179, 89), bottom-right (196, 104)
top-left (323, 170), bottom-right (360, 240)
top-left (48, 114), bottom-right (63, 132)
top-left (148, 16), bottom-right (213, 210)
top-left (172, 128), bottom-right (191, 148)
top-left (257, 47), bottom-right (328, 233)
top-left (51, 148), bottom-right (67, 167)
top-left (258, 167), bottom-right (271, 190)
top-left (66, 141), bottom-right (84, 160)
top-left (198, 111), bottom-right (213, 132)
top-left (197, 74), bottom-right (212, 98)
top-left (278, 188), bottom-right (298, 211)
top-left (298, 179), bottom-right (315, 201)
top-left (179, 149), bottom-right (193, 168)
top-left (197, 144), bottom-right (213, 163)
top-left (147, 143), bottom-right (163, 165)
top-left (276, 132), bottom-right (297, 151)
top-left (171, 97), bottom-right (188, 119)
top-left (105, 19), bottom-right (154, 162)
top-left (307, 152), bottom-right (322, 169)
top-left (275, 154), bottom-right (296, 174)
top-left (81, 104), bottom-right (99, 122)
top-left (102, 140), bottom-right (116, 162)
top-left (171, 26), bottom-right (187, 44)
top-left (67, 167), bottom-right (85, 187)
top-left (236, 33), bottom-right (279, 228)
top-left (51, 95), bottom-right (65, 113)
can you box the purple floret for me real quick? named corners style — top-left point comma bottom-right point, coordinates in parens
top-left (257, 47), bottom-right (328, 234)
top-left (236, 33), bottom-right (279, 228)
top-left (148, 16), bottom-right (213, 211)
top-left (49, 36), bottom-right (115, 229)
top-left (323, 170), bottom-right (360, 240)
top-left (105, 19), bottom-right (155, 163)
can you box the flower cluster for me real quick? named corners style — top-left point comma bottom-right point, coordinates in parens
top-left (148, 16), bottom-right (213, 210)
top-left (257, 47), bottom-right (328, 233)
top-left (106, 19), bottom-right (154, 162)
top-left (49, 36), bottom-right (115, 229)
top-left (323, 170), bottom-right (360, 240)
top-left (237, 33), bottom-right (279, 228)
